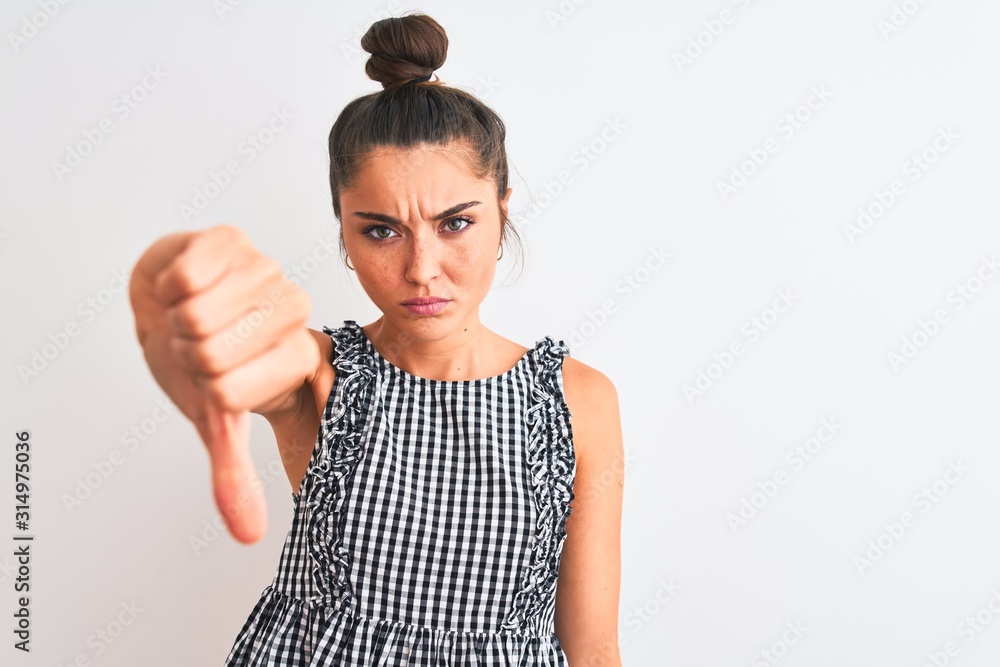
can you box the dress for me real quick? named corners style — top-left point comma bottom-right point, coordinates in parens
top-left (224, 320), bottom-right (577, 666)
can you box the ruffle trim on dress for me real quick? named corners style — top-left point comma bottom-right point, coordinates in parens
top-left (500, 337), bottom-right (576, 635)
top-left (225, 585), bottom-right (569, 666)
top-left (301, 321), bottom-right (378, 613)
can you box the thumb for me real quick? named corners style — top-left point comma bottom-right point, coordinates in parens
top-left (201, 402), bottom-right (268, 544)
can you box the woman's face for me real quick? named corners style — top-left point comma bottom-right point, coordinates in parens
top-left (339, 142), bottom-right (511, 337)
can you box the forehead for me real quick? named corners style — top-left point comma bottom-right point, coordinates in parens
top-left (349, 143), bottom-right (490, 198)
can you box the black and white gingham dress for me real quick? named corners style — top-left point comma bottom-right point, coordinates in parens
top-left (225, 320), bottom-right (576, 666)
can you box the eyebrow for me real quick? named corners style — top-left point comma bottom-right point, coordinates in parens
top-left (351, 201), bottom-right (482, 225)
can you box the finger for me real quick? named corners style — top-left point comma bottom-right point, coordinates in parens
top-left (130, 231), bottom-right (198, 342)
top-left (153, 225), bottom-right (254, 306)
top-left (131, 231), bottom-right (198, 286)
top-left (197, 327), bottom-right (320, 415)
top-left (200, 403), bottom-right (268, 544)
top-left (169, 286), bottom-right (311, 377)
top-left (165, 253), bottom-right (288, 339)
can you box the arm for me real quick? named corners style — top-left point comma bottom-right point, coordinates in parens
top-left (555, 358), bottom-right (625, 666)
top-left (259, 328), bottom-right (336, 496)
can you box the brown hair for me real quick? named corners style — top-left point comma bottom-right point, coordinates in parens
top-left (328, 12), bottom-right (524, 281)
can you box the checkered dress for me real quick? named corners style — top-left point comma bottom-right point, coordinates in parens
top-left (224, 320), bottom-right (576, 666)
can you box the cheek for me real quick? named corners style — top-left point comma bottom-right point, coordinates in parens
top-left (454, 241), bottom-right (495, 276)
top-left (352, 253), bottom-right (396, 290)
top-left (467, 244), bottom-right (499, 289)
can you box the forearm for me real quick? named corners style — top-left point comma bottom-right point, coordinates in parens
top-left (564, 638), bottom-right (622, 667)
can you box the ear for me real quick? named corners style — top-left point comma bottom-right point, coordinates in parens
top-left (500, 187), bottom-right (513, 218)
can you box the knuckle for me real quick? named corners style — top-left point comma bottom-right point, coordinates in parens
top-left (258, 255), bottom-right (283, 279)
top-left (168, 260), bottom-right (207, 297)
top-left (166, 336), bottom-right (187, 368)
top-left (215, 223), bottom-right (245, 242)
top-left (204, 376), bottom-right (241, 412)
top-left (190, 338), bottom-right (227, 375)
top-left (169, 302), bottom-right (208, 335)
top-left (170, 335), bottom-right (220, 375)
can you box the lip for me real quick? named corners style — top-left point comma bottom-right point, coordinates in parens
top-left (402, 297), bottom-right (450, 315)
top-left (402, 297), bottom-right (449, 305)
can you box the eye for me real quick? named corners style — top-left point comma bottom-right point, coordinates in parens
top-left (443, 216), bottom-right (475, 233)
top-left (360, 224), bottom-right (397, 240)
top-left (360, 216), bottom-right (476, 242)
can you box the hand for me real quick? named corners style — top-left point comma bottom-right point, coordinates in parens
top-left (129, 224), bottom-right (319, 544)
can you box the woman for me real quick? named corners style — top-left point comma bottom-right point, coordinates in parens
top-left (129, 12), bottom-right (623, 666)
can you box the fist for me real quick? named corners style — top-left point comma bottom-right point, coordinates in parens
top-left (128, 224), bottom-right (319, 544)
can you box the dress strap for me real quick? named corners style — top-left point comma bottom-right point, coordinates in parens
top-left (501, 336), bottom-right (577, 635)
top-left (305, 320), bottom-right (377, 613)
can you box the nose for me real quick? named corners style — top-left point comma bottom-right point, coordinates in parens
top-left (404, 229), bottom-right (441, 285)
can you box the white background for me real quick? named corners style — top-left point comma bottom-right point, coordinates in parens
top-left (2, 1), bottom-right (1000, 665)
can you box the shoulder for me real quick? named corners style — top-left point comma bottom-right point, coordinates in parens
top-left (304, 321), bottom-right (378, 415)
top-left (305, 327), bottom-right (336, 417)
top-left (558, 354), bottom-right (622, 465)
top-left (560, 355), bottom-right (619, 419)
top-left (307, 321), bottom-right (363, 370)
top-left (309, 326), bottom-right (335, 362)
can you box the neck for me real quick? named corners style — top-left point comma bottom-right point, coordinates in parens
top-left (363, 314), bottom-right (497, 381)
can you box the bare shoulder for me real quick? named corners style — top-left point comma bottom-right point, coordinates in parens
top-left (305, 328), bottom-right (336, 418)
top-left (559, 355), bottom-right (622, 462)
top-left (560, 356), bottom-right (620, 425)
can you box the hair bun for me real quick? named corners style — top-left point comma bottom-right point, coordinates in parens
top-left (361, 13), bottom-right (448, 90)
